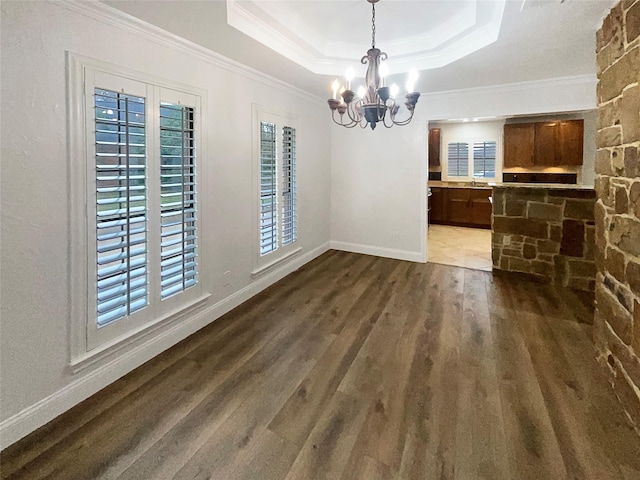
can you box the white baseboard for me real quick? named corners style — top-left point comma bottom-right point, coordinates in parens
top-left (330, 241), bottom-right (426, 263)
top-left (0, 242), bottom-right (330, 450)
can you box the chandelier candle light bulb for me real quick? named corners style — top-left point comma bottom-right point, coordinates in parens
top-left (327, 0), bottom-right (420, 130)
top-left (346, 67), bottom-right (354, 90)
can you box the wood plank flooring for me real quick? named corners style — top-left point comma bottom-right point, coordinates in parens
top-left (2, 250), bottom-right (640, 479)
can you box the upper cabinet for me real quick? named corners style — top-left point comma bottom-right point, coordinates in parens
top-left (428, 127), bottom-right (441, 166)
top-left (503, 124), bottom-right (534, 168)
top-left (504, 119), bottom-right (583, 167)
top-left (557, 120), bottom-right (584, 166)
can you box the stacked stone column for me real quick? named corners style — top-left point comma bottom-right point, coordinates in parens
top-left (595, 0), bottom-right (640, 432)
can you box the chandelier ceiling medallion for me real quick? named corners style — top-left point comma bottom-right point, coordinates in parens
top-left (327, 0), bottom-right (420, 130)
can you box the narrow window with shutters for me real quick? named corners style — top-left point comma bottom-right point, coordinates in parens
top-left (260, 121), bottom-right (278, 256)
top-left (281, 126), bottom-right (297, 246)
top-left (94, 89), bottom-right (148, 327)
top-left (159, 103), bottom-right (197, 299)
top-left (255, 113), bottom-right (298, 266)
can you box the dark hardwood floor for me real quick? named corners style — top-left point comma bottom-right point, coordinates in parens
top-left (2, 250), bottom-right (640, 479)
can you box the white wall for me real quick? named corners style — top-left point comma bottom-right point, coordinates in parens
top-left (0, 0), bottom-right (330, 448)
top-left (330, 119), bottom-right (428, 262)
top-left (422, 74), bottom-right (598, 120)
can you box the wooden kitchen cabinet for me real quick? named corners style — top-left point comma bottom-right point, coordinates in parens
top-left (503, 123), bottom-right (535, 168)
top-left (428, 128), bottom-right (441, 166)
top-left (558, 120), bottom-right (584, 165)
top-left (534, 122), bottom-right (559, 166)
top-left (503, 119), bottom-right (583, 167)
top-left (469, 190), bottom-right (492, 227)
top-left (429, 187), bottom-right (491, 229)
top-left (447, 188), bottom-right (473, 224)
top-left (429, 187), bottom-right (445, 222)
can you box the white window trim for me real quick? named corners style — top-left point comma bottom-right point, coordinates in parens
top-left (68, 53), bottom-right (210, 370)
top-left (443, 136), bottom-right (502, 183)
top-left (251, 105), bottom-right (301, 277)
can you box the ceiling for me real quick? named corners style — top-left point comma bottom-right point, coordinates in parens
top-left (103, 0), bottom-right (616, 98)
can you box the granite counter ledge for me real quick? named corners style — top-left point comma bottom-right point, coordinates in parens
top-left (489, 182), bottom-right (595, 190)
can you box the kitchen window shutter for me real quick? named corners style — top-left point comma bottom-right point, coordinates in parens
top-left (447, 142), bottom-right (469, 177)
top-left (473, 141), bottom-right (497, 178)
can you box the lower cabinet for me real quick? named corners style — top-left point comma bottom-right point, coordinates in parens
top-left (429, 187), bottom-right (491, 228)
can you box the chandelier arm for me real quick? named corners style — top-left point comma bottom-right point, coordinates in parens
top-left (391, 110), bottom-right (416, 126)
top-left (332, 110), bottom-right (355, 127)
top-left (345, 100), bottom-right (363, 123)
top-left (382, 109), bottom-right (395, 128)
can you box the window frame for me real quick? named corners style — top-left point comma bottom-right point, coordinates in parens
top-left (443, 136), bottom-right (501, 183)
top-left (68, 54), bottom-right (209, 369)
top-left (252, 106), bottom-right (301, 276)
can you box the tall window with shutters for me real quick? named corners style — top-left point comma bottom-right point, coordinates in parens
top-left (79, 66), bottom-right (204, 353)
top-left (445, 140), bottom-right (498, 182)
top-left (256, 110), bottom-right (299, 269)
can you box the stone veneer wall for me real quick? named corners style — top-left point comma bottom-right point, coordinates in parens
top-left (594, 0), bottom-right (640, 431)
top-left (492, 187), bottom-right (597, 292)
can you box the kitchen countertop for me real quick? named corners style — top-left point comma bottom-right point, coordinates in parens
top-left (489, 182), bottom-right (595, 190)
top-left (429, 181), bottom-right (492, 189)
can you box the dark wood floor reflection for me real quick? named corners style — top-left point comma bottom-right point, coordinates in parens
top-left (2, 250), bottom-right (640, 479)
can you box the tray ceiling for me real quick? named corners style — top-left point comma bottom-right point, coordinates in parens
top-left (226, 0), bottom-right (506, 76)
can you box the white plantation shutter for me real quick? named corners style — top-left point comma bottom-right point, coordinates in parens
top-left (260, 121), bottom-right (278, 255)
top-left (281, 126), bottom-right (297, 246)
top-left (159, 103), bottom-right (197, 299)
top-left (473, 141), bottom-right (497, 179)
top-left (94, 88), bottom-right (148, 326)
top-left (447, 142), bottom-right (469, 178)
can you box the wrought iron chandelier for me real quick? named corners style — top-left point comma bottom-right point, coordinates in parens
top-left (327, 0), bottom-right (420, 130)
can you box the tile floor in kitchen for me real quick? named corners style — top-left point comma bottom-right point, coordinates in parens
top-left (427, 224), bottom-right (492, 272)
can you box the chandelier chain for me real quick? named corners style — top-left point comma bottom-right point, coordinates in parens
top-left (371, 2), bottom-right (376, 48)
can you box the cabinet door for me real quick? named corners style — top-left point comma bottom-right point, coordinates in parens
top-left (446, 188), bottom-right (472, 224)
top-left (470, 190), bottom-right (492, 228)
top-left (429, 187), bottom-right (445, 223)
top-left (428, 128), bottom-right (441, 166)
top-left (503, 124), bottom-right (535, 167)
top-left (534, 122), bottom-right (559, 166)
top-left (557, 120), bottom-right (584, 165)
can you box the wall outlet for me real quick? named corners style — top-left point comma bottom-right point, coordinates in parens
top-left (223, 270), bottom-right (231, 287)
top-left (504, 236), bottom-right (511, 246)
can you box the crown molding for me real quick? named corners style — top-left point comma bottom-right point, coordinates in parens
top-left (423, 73), bottom-right (597, 99)
top-left (52, 0), bottom-right (325, 104)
